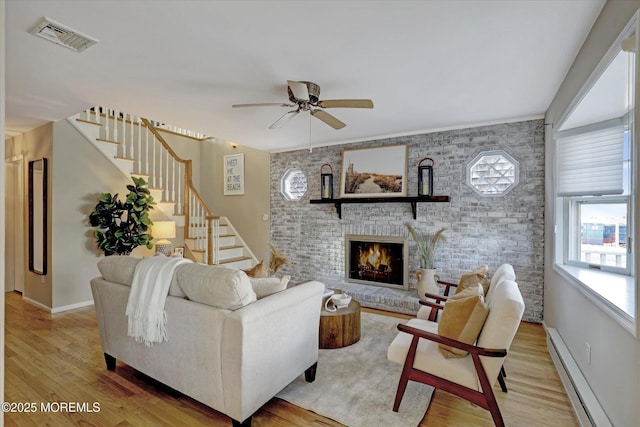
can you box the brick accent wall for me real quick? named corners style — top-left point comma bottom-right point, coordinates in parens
top-left (270, 119), bottom-right (544, 322)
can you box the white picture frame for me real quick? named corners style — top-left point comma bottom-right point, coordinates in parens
top-left (173, 246), bottom-right (185, 257)
top-left (224, 153), bottom-right (245, 195)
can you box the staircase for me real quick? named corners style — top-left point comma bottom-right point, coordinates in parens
top-left (69, 106), bottom-right (256, 269)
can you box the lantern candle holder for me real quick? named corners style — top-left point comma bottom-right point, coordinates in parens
top-left (320, 164), bottom-right (334, 199)
top-left (418, 157), bottom-right (434, 197)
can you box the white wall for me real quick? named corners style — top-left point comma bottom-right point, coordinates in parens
top-left (199, 138), bottom-right (271, 260)
top-left (544, 2), bottom-right (640, 425)
top-left (5, 124), bottom-right (54, 307)
top-left (50, 120), bottom-right (152, 309)
top-left (1, 0), bottom-right (6, 415)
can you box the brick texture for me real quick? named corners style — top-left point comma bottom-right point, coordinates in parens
top-left (270, 119), bottom-right (544, 322)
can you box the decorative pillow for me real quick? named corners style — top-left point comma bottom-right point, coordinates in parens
top-left (416, 283), bottom-right (483, 321)
top-left (244, 261), bottom-right (267, 278)
top-left (437, 293), bottom-right (489, 358)
top-left (455, 265), bottom-right (489, 295)
top-left (249, 275), bottom-right (290, 299)
top-left (97, 255), bottom-right (141, 286)
top-left (177, 264), bottom-right (257, 310)
top-left (449, 283), bottom-right (484, 300)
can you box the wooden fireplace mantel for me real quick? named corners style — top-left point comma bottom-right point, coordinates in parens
top-left (309, 196), bottom-right (450, 219)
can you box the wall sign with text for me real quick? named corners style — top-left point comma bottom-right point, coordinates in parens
top-left (224, 153), bottom-right (245, 195)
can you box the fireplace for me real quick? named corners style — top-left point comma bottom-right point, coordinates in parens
top-left (345, 235), bottom-right (409, 290)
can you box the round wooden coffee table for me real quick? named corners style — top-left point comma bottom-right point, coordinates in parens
top-left (319, 300), bottom-right (361, 349)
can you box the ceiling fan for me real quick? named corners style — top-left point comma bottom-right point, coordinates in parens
top-left (232, 80), bottom-right (374, 130)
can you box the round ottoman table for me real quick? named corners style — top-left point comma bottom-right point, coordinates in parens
top-left (319, 300), bottom-right (361, 349)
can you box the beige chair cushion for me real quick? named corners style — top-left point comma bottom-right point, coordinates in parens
top-left (455, 265), bottom-right (489, 295)
top-left (245, 261), bottom-right (268, 278)
top-left (249, 276), bottom-right (290, 299)
top-left (388, 318), bottom-right (481, 390)
top-left (97, 255), bottom-right (141, 286)
top-left (177, 264), bottom-right (257, 310)
top-left (437, 292), bottom-right (489, 358)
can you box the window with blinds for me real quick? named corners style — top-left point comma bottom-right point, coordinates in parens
top-left (556, 119), bottom-right (625, 197)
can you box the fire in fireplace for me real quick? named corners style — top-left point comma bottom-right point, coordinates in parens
top-left (345, 234), bottom-right (408, 290)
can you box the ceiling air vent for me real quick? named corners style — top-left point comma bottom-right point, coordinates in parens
top-left (31, 17), bottom-right (98, 52)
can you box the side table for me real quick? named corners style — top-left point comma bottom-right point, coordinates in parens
top-left (319, 300), bottom-right (361, 349)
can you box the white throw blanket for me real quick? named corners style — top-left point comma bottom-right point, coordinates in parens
top-left (126, 255), bottom-right (192, 346)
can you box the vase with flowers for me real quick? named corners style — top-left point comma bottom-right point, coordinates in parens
top-left (406, 224), bottom-right (446, 301)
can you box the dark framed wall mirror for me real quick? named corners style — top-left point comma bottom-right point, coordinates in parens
top-left (28, 158), bottom-right (48, 275)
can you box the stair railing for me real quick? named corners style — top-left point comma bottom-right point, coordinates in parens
top-left (81, 107), bottom-right (216, 263)
top-left (142, 118), bottom-right (217, 264)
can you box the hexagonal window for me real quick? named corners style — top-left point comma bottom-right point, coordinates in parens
top-left (280, 168), bottom-right (308, 201)
top-left (466, 150), bottom-right (519, 196)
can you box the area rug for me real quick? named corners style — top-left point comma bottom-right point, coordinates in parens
top-left (276, 312), bottom-right (434, 427)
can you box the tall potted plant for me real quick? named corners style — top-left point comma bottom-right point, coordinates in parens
top-left (89, 177), bottom-right (156, 256)
top-left (406, 224), bottom-right (446, 300)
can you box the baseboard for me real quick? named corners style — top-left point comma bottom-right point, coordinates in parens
top-left (22, 296), bottom-right (52, 312)
top-left (23, 296), bottom-right (94, 313)
top-left (51, 300), bottom-right (94, 314)
top-left (544, 326), bottom-right (612, 427)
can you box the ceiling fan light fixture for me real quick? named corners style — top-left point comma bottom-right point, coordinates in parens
top-left (303, 81), bottom-right (321, 104)
top-left (234, 80), bottom-right (373, 130)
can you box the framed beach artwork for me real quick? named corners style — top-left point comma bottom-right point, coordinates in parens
top-left (340, 145), bottom-right (408, 198)
top-left (223, 153), bottom-right (245, 195)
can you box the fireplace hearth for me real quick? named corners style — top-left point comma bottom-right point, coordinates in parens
top-left (345, 234), bottom-right (408, 290)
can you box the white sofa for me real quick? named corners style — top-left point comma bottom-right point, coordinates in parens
top-left (91, 256), bottom-right (324, 427)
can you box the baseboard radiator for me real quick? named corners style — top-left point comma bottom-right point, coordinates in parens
top-left (546, 328), bottom-right (612, 427)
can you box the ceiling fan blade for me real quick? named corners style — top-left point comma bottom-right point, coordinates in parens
top-left (287, 80), bottom-right (310, 101)
top-left (232, 102), bottom-right (294, 108)
top-left (269, 110), bottom-right (299, 129)
top-left (311, 109), bottom-right (346, 130)
top-left (318, 99), bottom-right (374, 109)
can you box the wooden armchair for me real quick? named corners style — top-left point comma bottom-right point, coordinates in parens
top-left (417, 264), bottom-right (517, 393)
top-left (418, 264), bottom-right (516, 322)
top-left (389, 279), bottom-right (524, 427)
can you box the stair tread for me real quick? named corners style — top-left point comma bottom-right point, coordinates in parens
top-left (219, 244), bottom-right (243, 250)
top-left (114, 156), bottom-right (135, 162)
top-left (219, 256), bottom-right (253, 264)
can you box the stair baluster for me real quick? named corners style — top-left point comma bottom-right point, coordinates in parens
top-left (136, 117), bottom-right (142, 175)
top-left (104, 108), bottom-right (110, 142)
top-left (112, 109), bottom-right (118, 144)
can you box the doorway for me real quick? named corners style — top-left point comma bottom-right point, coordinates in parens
top-left (5, 156), bottom-right (25, 293)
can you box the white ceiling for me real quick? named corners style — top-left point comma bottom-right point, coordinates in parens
top-left (5, 0), bottom-right (604, 152)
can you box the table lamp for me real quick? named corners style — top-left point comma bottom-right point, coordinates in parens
top-left (153, 220), bottom-right (176, 256)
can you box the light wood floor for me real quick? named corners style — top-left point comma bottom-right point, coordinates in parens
top-left (4, 292), bottom-right (578, 426)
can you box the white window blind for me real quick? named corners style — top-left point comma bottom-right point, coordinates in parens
top-left (557, 123), bottom-right (625, 197)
